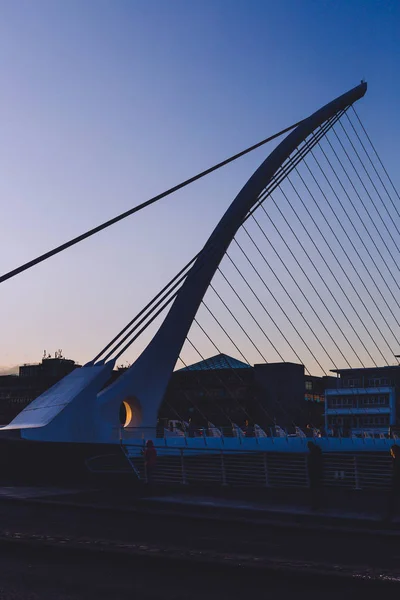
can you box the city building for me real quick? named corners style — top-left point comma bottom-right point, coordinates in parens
top-left (162, 355), bottom-right (334, 430)
top-left (325, 365), bottom-right (400, 434)
top-left (159, 354), bottom-right (255, 427)
top-left (0, 352), bottom-right (335, 431)
top-left (0, 354), bottom-right (80, 424)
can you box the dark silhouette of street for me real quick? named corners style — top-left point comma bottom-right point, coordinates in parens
top-left (0, 542), bottom-right (396, 600)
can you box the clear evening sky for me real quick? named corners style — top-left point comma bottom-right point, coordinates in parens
top-left (0, 0), bottom-right (399, 372)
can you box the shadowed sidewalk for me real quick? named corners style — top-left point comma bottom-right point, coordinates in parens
top-left (0, 483), bottom-right (398, 534)
top-left (0, 484), bottom-right (399, 586)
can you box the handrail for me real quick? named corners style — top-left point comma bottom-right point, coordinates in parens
top-left (112, 446), bottom-right (393, 491)
top-left (118, 424), bottom-right (393, 442)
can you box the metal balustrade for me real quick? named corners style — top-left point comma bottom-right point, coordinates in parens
top-left (85, 425), bottom-right (398, 489)
top-left (323, 453), bottom-right (392, 490)
top-left (118, 424), bottom-right (397, 443)
top-left (93, 444), bottom-right (392, 491)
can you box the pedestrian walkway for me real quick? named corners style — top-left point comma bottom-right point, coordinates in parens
top-left (0, 484), bottom-right (399, 586)
top-left (0, 490), bottom-right (398, 586)
top-left (1, 484), bottom-right (399, 535)
top-left (142, 493), bottom-right (400, 532)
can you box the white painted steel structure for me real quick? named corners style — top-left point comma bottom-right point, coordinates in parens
top-left (1, 82), bottom-right (369, 447)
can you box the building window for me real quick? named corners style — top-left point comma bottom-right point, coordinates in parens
top-left (361, 395), bottom-right (389, 406)
top-left (347, 378), bottom-right (360, 388)
top-left (360, 415), bottom-right (389, 427)
top-left (305, 393), bottom-right (325, 403)
top-left (328, 396), bottom-right (354, 408)
top-left (366, 377), bottom-right (389, 387)
top-left (305, 381), bottom-right (312, 391)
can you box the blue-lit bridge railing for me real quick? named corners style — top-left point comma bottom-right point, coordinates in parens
top-left (86, 443), bottom-right (393, 491)
top-left (85, 425), bottom-right (397, 490)
top-left (118, 423), bottom-right (400, 447)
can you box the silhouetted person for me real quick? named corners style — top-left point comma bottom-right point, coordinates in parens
top-left (244, 419), bottom-right (254, 437)
top-left (188, 418), bottom-right (196, 438)
top-left (386, 444), bottom-right (400, 520)
top-left (306, 424), bottom-right (314, 438)
top-left (307, 441), bottom-right (323, 510)
top-left (144, 439), bottom-right (157, 485)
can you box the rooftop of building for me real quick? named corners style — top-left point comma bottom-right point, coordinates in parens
top-left (178, 353), bottom-right (251, 372)
top-left (330, 365), bottom-right (400, 374)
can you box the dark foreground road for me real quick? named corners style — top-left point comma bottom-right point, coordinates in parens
top-left (0, 491), bottom-right (398, 598)
top-left (0, 496), bottom-right (398, 572)
top-left (0, 543), bottom-right (395, 600)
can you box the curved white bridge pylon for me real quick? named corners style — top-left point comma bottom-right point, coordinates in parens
top-left (3, 82), bottom-right (367, 444)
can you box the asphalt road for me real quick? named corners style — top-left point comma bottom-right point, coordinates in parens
top-left (0, 543), bottom-right (394, 600)
top-left (0, 497), bottom-right (399, 571)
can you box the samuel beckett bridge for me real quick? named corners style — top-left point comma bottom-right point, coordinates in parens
top-left (2, 81), bottom-right (400, 488)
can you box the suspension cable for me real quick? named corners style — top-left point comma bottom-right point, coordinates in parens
top-left (192, 313), bottom-right (299, 428)
top-left (216, 267), bottom-right (287, 363)
top-left (166, 355), bottom-right (212, 425)
top-left (185, 335), bottom-right (254, 423)
top-left (103, 104), bottom-right (369, 368)
top-left (112, 288), bottom-right (180, 361)
top-left (94, 109), bottom-right (348, 363)
top-left (301, 149), bottom-right (399, 356)
top-left (177, 354), bottom-right (231, 424)
top-left (312, 131), bottom-right (400, 339)
top-left (238, 225), bottom-right (340, 372)
top-left (93, 252), bottom-right (200, 362)
top-left (101, 274), bottom-right (186, 362)
top-left (264, 129), bottom-right (387, 365)
top-left (192, 317), bottom-right (280, 426)
top-left (351, 106), bottom-right (400, 212)
top-left (343, 112), bottom-right (400, 239)
top-left (243, 110), bottom-right (346, 224)
top-left (219, 260), bottom-right (312, 373)
top-left (0, 120), bottom-right (304, 287)
top-left (337, 119), bottom-right (400, 257)
top-left (280, 169), bottom-right (386, 364)
top-left (206, 288), bottom-right (268, 362)
top-left (329, 127), bottom-right (400, 290)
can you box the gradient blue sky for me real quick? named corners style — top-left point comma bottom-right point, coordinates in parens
top-left (0, 0), bottom-right (399, 370)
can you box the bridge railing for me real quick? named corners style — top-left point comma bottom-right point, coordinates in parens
top-left (116, 443), bottom-right (393, 490)
top-left (119, 424), bottom-right (398, 444)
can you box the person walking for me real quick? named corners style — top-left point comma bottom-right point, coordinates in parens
top-left (144, 439), bottom-right (157, 485)
top-left (188, 418), bottom-right (196, 438)
top-left (244, 419), bottom-right (254, 437)
top-left (307, 441), bottom-right (323, 510)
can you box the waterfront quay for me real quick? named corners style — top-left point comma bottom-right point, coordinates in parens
top-left (0, 483), bottom-right (399, 598)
